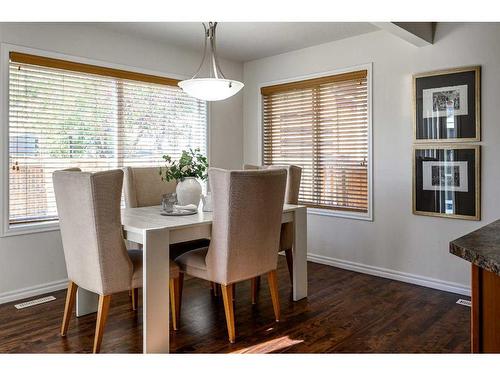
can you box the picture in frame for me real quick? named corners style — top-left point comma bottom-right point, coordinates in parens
top-left (413, 145), bottom-right (480, 220)
top-left (413, 66), bottom-right (480, 142)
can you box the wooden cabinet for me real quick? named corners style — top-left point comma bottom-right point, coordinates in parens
top-left (450, 219), bottom-right (500, 354)
top-left (471, 264), bottom-right (500, 353)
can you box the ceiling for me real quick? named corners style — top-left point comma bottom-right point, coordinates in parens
top-left (98, 22), bottom-right (379, 62)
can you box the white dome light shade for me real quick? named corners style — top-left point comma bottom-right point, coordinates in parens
top-left (178, 78), bottom-right (244, 101)
top-left (179, 23), bottom-right (244, 102)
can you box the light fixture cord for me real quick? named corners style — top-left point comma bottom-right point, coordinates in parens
top-left (191, 22), bottom-right (227, 80)
top-left (191, 23), bottom-right (208, 79)
top-left (210, 23), bottom-right (219, 79)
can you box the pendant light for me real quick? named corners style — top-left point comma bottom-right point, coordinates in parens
top-left (178, 22), bottom-right (244, 101)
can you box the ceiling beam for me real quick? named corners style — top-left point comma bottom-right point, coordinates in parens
top-left (372, 22), bottom-right (435, 47)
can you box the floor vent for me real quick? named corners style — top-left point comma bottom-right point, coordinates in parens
top-left (456, 299), bottom-right (471, 307)
top-left (14, 296), bottom-right (56, 310)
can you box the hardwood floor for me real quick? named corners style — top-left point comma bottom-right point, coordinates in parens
top-left (0, 258), bottom-right (470, 353)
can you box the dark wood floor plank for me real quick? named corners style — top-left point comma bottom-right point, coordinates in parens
top-left (0, 258), bottom-right (470, 353)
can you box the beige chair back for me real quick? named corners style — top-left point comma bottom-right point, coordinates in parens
top-left (206, 168), bottom-right (286, 285)
top-left (53, 169), bottom-right (132, 295)
top-left (122, 166), bottom-right (177, 208)
top-left (244, 164), bottom-right (302, 252)
top-left (243, 164), bottom-right (302, 204)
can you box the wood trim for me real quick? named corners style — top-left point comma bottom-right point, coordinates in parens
top-left (471, 264), bottom-right (481, 353)
top-left (471, 264), bottom-right (500, 353)
top-left (261, 70), bottom-right (367, 95)
top-left (9, 52), bottom-right (180, 87)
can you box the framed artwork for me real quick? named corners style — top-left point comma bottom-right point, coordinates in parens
top-left (413, 145), bottom-right (480, 220)
top-left (413, 66), bottom-right (481, 142)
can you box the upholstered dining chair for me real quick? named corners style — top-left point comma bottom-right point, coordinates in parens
top-left (243, 164), bottom-right (302, 295)
top-left (122, 166), bottom-right (176, 208)
top-left (175, 168), bottom-right (287, 343)
top-left (122, 166), bottom-right (210, 260)
top-left (53, 168), bottom-right (181, 353)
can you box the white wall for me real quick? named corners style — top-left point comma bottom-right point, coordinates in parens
top-left (243, 22), bottom-right (500, 294)
top-left (0, 23), bottom-right (244, 302)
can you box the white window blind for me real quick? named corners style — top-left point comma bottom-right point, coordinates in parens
top-left (262, 70), bottom-right (369, 213)
top-left (8, 53), bottom-right (207, 226)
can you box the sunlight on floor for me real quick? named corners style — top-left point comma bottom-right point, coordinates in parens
top-left (231, 336), bottom-right (304, 354)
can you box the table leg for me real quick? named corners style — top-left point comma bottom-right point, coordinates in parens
top-left (143, 228), bottom-right (170, 353)
top-left (292, 206), bottom-right (307, 301)
top-left (76, 287), bottom-right (99, 317)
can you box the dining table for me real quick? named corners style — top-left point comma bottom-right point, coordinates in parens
top-left (74, 203), bottom-right (308, 353)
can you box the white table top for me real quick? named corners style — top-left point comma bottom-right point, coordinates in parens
top-left (122, 203), bottom-right (304, 234)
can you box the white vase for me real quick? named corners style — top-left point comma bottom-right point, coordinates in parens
top-left (176, 177), bottom-right (202, 207)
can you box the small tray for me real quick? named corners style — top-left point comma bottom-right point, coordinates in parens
top-left (160, 209), bottom-right (198, 216)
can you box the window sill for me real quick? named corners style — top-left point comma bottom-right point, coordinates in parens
top-left (1, 221), bottom-right (60, 237)
top-left (307, 207), bottom-right (373, 222)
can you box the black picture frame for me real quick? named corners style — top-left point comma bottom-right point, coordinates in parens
top-left (413, 145), bottom-right (480, 220)
top-left (413, 66), bottom-right (480, 142)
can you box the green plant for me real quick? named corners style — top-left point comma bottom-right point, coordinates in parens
top-left (159, 148), bottom-right (208, 182)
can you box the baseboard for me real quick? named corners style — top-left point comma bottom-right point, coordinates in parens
top-left (0, 255), bottom-right (470, 305)
top-left (0, 278), bottom-right (68, 305)
top-left (307, 253), bottom-right (471, 297)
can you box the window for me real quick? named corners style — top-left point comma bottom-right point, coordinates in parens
top-left (261, 69), bottom-right (370, 216)
top-left (8, 52), bottom-right (207, 228)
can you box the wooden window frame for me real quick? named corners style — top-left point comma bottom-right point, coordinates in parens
top-left (258, 64), bottom-right (373, 221)
top-left (9, 52), bottom-right (180, 87)
top-left (0, 43), bottom-right (208, 237)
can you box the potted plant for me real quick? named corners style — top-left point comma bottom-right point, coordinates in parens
top-left (159, 148), bottom-right (208, 206)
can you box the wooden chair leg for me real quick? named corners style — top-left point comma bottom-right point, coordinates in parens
top-left (131, 288), bottom-right (139, 311)
top-left (212, 282), bottom-right (219, 297)
top-left (178, 272), bottom-right (184, 317)
top-left (61, 281), bottom-right (78, 336)
top-left (268, 270), bottom-right (280, 322)
top-left (251, 277), bottom-right (258, 305)
top-left (285, 248), bottom-right (294, 285)
top-left (221, 284), bottom-right (236, 343)
top-left (93, 295), bottom-right (111, 354)
top-left (170, 276), bottom-right (182, 331)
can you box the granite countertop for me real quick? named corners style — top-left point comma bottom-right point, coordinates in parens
top-left (450, 219), bottom-right (500, 276)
